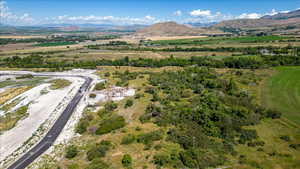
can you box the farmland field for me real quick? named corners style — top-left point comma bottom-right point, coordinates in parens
top-left (263, 66), bottom-right (300, 126)
top-left (33, 42), bottom-right (77, 47)
top-left (151, 35), bottom-right (289, 46)
top-left (3, 1), bottom-right (300, 169)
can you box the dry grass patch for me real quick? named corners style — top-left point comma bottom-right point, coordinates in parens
top-left (0, 87), bottom-right (31, 105)
top-left (0, 105), bottom-right (29, 132)
top-left (49, 79), bottom-right (72, 90)
top-left (229, 119), bottom-right (300, 169)
top-left (0, 35), bottom-right (45, 39)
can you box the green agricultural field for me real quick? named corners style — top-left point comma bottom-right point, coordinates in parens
top-left (263, 66), bottom-right (300, 126)
top-left (33, 42), bottom-right (77, 47)
top-left (152, 35), bottom-right (288, 46)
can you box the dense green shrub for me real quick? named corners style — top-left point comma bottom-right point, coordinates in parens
top-left (67, 163), bottom-right (80, 169)
top-left (89, 93), bottom-right (96, 98)
top-left (247, 141), bottom-right (265, 147)
top-left (266, 109), bottom-right (282, 119)
top-left (139, 113), bottom-right (152, 123)
top-left (179, 149), bottom-right (226, 169)
top-left (121, 134), bottom-right (136, 145)
top-left (87, 140), bottom-right (112, 161)
top-left (124, 99), bottom-right (134, 108)
top-left (122, 154), bottom-right (133, 167)
top-left (133, 67), bottom-right (277, 168)
top-left (96, 116), bottom-right (126, 135)
top-left (76, 118), bottom-right (90, 134)
top-left (280, 135), bottom-right (291, 142)
top-left (104, 72), bottom-right (111, 77)
top-left (104, 101), bottom-right (118, 112)
top-left (94, 83), bottom-right (106, 90)
top-left (134, 93), bottom-right (144, 99)
top-left (16, 74), bottom-right (34, 79)
top-left (86, 159), bottom-right (110, 169)
top-left (289, 144), bottom-right (300, 150)
top-left (65, 145), bottom-right (78, 159)
top-left (137, 130), bottom-right (163, 145)
top-left (239, 129), bottom-right (258, 144)
top-left (3, 47), bottom-right (300, 69)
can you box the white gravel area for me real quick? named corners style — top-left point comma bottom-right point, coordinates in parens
top-left (0, 75), bottom-right (84, 167)
top-left (0, 75), bottom-right (15, 82)
top-left (0, 87), bottom-right (8, 93)
top-left (0, 69), bottom-right (136, 169)
top-left (0, 84), bottom-right (50, 116)
top-left (29, 71), bottom-right (137, 169)
top-left (89, 86), bottom-right (135, 105)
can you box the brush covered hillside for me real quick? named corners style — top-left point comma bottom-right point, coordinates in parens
top-left (136, 22), bottom-right (202, 36)
top-left (136, 22), bottom-right (222, 37)
top-left (214, 9), bottom-right (300, 34)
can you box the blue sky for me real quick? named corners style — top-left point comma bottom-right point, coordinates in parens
top-left (1, 0), bottom-right (300, 25)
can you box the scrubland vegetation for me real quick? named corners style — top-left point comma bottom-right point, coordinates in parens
top-left (49, 79), bottom-right (71, 90)
top-left (0, 105), bottom-right (29, 132)
top-left (36, 65), bottom-right (298, 169)
top-left (1, 34), bottom-right (300, 169)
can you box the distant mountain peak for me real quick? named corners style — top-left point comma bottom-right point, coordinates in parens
top-left (135, 22), bottom-right (205, 36)
top-left (261, 9), bottom-right (300, 20)
top-left (213, 9), bottom-right (300, 34)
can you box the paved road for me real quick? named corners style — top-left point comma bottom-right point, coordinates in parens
top-left (0, 73), bottom-right (92, 169)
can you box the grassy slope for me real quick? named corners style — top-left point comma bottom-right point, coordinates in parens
top-left (229, 66), bottom-right (300, 169)
top-left (231, 118), bottom-right (300, 169)
top-left (263, 66), bottom-right (300, 126)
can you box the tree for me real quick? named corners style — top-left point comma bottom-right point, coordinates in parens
top-left (122, 154), bottom-right (132, 167)
top-left (266, 109), bottom-right (281, 119)
top-left (104, 101), bottom-right (118, 112)
top-left (65, 145), bottom-right (78, 159)
top-left (86, 159), bottom-right (110, 169)
top-left (94, 83), bottom-right (106, 91)
top-left (124, 99), bottom-right (134, 108)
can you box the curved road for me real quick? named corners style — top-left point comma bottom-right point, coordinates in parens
top-left (0, 73), bottom-right (92, 169)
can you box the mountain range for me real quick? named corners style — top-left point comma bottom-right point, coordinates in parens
top-left (1, 9), bottom-right (300, 35)
top-left (214, 9), bottom-right (300, 34)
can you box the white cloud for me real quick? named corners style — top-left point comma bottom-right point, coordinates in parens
top-left (187, 8), bottom-right (294, 23)
top-left (0, 1), bottom-right (34, 25)
top-left (187, 9), bottom-right (234, 23)
top-left (237, 13), bottom-right (262, 19)
top-left (237, 9), bottom-right (291, 20)
top-left (190, 9), bottom-right (211, 17)
top-left (174, 10), bottom-right (182, 16)
top-left (47, 15), bottom-right (158, 25)
top-left (280, 10), bottom-right (290, 13)
top-left (264, 9), bottom-right (290, 16)
top-left (145, 15), bottom-right (155, 20)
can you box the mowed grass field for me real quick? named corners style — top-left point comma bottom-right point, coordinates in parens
top-left (263, 66), bottom-right (300, 127)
